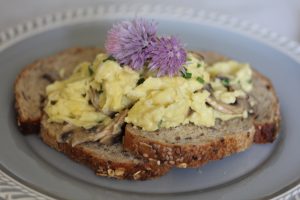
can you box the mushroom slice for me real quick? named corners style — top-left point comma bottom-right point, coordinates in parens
top-left (70, 109), bottom-right (129, 146)
top-left (203, 83), bottom-right (213, 93)
top-left (206, 96), bottom-right (246, 115)
top-left (98, 109), bottom-right (129, 145)
top-left (56, 123), bottom-right (77, 142)
top-left (87, 86), bottom-right (100, 110)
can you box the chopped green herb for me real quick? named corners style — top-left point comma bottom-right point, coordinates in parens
top-left (69, 114), bottom-right (75, 119)
top-left (197, 63), bottom-right (202, 68)
top-left (157, 120), bottom-right (163, 128)
top-left (137, 78), bottom-right (145, 85)
top-left (103, 55), bottom-right (116, 62)
top-left (50, 100), bottom-right (57, 105)
top-left (88, 66), bottom-right (94, 76)
top-left (221, 79), bottom-right (230, 86)
top-left (247, 79), bottom-right (252, 84)
top-left (196, 76), bottom-right (205, 84)
top-left (182, 72), bottom-right (192, 79)
top-left (187, 58), bottom-right (192, 61)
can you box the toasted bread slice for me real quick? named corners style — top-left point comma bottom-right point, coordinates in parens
top-left (250, 70), bottom-right (280, 143)
top-left (125, 119), bottom-right (255, 168)
top-left (14, 47), bottom-right (170, 180)
top-left (199, 52), bottom-right (280, 143)
top-left (14, 47), bottom-right (101, 134)
top-left (123, 52), bottom-right (281, 168)
top-left (41, 115), bottom-right (170, 180)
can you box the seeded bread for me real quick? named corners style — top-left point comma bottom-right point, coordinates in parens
top-left (123, 52), bottom-right (281, 167)
top-left (14, 47), bottom-right (170, 180)
top-left (198, 52), bottom-right (281, 143)
top-left (14, 47), bottom-right (101, 134)
top-left (40, 115), bottom-right (170, 180)
top-left (125, 119), bottom-right (255, 168)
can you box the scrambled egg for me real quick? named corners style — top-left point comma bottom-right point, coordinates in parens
top-left (126, 77), bottom-right (202, 130)
top-left (93, 60), bottom-right (139, 113)
top-left (45, 55), bottom-right (139, 128)
top-left (45, 53), bottom-right (253, 131)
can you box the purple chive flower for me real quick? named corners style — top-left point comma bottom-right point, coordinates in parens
top-left (147, 36), bottom-right (187, 77)
top-left (105, 19), bottom-right (157, 70)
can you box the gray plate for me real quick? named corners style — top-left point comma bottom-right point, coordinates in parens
top-left (0, 5), bottom-right (300, 200)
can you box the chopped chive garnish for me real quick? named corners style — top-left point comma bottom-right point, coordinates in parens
top-left (182, 72), bottom-right (192, 79)
top-left (221, 79), bottom-right (230, 86)
top-left (197, 63), bottom-right (202, 68)
top-left (196, 76), bottom-right (205, 84)
top-left (137, 78), bottom-right (145, 85)
top-left (158, 120), bottom-right (163, 128)
top-left (50, 100), bottom-right (57, 105)
top-left (88, 66), bottom-right (94, 76)
top-left (103, 55), bottom-right (116, 62)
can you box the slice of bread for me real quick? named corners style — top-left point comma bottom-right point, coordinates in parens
top-left (123, 52), bottom-right (281, 168)
top-left (198, 52), bottom-right (280, 143)
top-left (14, 47), bottom-right (101, 134)
top-left (125, 119), bottom-right (255, 168)
top-left (41, 115), bottom-right (170, 180)
top-left (14, 47), bottom-right (170, 180)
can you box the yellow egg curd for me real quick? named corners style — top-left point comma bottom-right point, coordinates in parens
top-left (45, 53), bottom-right (253, 131)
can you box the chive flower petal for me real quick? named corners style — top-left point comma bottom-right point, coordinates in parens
top-left (105, 19), bottom-right (157, 70)
top-left (147, 36), bottom-right (187, 77)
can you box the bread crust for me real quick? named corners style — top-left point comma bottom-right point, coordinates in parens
top-left (251, 70), bottom-right (281, 143)
top-left (14, 60), bottom-right (43, 134)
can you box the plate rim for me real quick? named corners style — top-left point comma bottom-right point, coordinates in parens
top-left (1, 4), bottom-right (300, 200)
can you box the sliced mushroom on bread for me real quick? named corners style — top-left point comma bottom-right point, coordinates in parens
top-left (123, 52), bottom-right (280, 168)
top-left (41, 114), bottom-right (170, 180)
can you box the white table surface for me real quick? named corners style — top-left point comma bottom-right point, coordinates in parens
top-left (0, 0), bottom-right (300, 42)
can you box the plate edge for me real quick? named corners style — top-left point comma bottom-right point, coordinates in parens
top-left (0, 3), bottom-right (299, 200)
